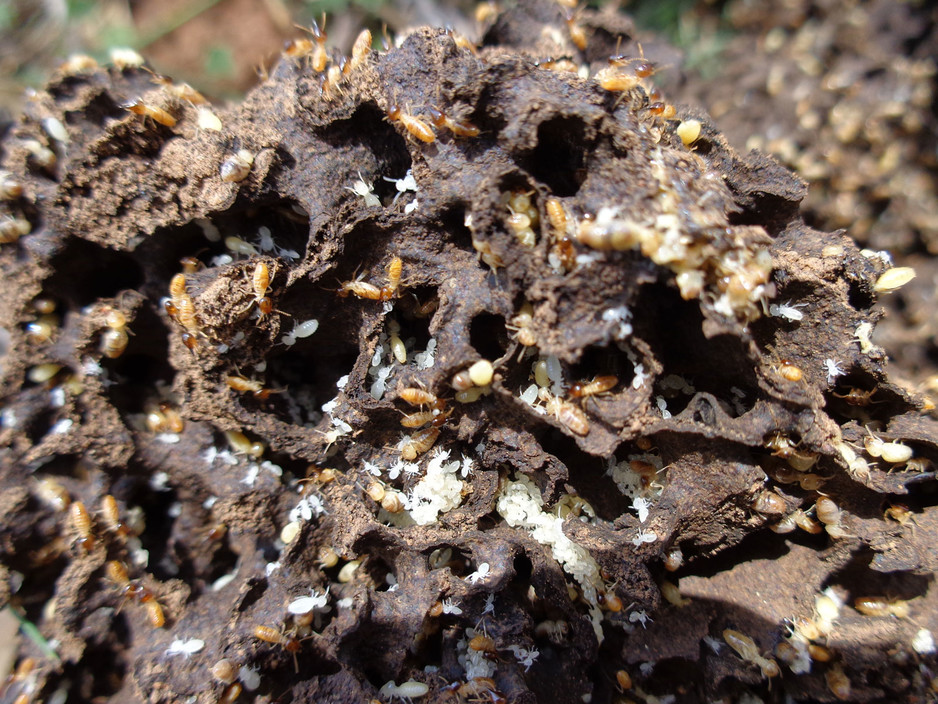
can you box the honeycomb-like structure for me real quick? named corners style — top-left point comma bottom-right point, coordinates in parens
top-left (0, 1), bottom-right (935, 702)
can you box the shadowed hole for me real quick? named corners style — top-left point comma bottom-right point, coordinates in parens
top-left (520, 116), bottom-right (590, 196)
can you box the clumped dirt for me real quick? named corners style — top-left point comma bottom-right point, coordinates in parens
top-left (0, 1), bottom-right (936, 702)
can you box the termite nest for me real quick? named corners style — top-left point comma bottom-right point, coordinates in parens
top-left (0, 0), bottom-right (936, 702)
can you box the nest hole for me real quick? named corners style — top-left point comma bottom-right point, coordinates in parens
top-left (520, 116), bottom-right (590, 197)
top-left (469, 312), bottom-right (509, 361)
top-left (43, 238), bottom-right (144, 309)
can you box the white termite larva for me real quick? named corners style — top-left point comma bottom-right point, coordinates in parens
top-left (282, 318), bottom-right (319, 346)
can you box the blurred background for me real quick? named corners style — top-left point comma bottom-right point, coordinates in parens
top-left (0, 0), bottom-right (736, 118)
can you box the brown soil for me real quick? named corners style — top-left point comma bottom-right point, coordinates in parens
top-left (0, 1), bottom-right (936, 702)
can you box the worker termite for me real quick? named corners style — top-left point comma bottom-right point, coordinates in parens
top-left (0, 215), bottom-right (31, 243)
top-left (196, 106), bottom-right (222, 131)
top-left (446, 28), bottom-right (478, 54)
top-left (853, 596), bottom-right (911, 619)
top-left (218, 683), bottom-right (243, 704)
top-left (455, 386), bottom-right (487, 403)
top-left (283, 36), bottom-right (314, 60)
top-left (609, 42), bottom-right (655, 77)
top-left (338, 256), bottom-right (403, 301)
top-left (507, 302), bottom-right (537, 348)
top-left (100, 494), bottom-right (131, 539)
top-left (399, 386), bottom-right (440, 408)
top-left (179, 256), bottom-right (204, 274)
top-left (544, 391), bottom-right (590, 436)
top-left (722, 628), bottom-right (780, 679)
top-left (105, 560), bottom-right (166, 627)
top-left (248, 261), bottom-right (274, 318)
top-left (220, 149), bottom-right (254, 182)
top-left (565, 11), bottom-right (588, 51)
top-left (110, 47), bottom-right (145, 70)
top-left (815, 496), bottom-right (852, 538)
top-left (661, 580), bottom-right (691, 607)
top-left (166, 273), bottom-right (203, 349)
top-left (99, 306), bottom-right (130, 359)
top-left (451, 370), bottom-right (474, 392)
top-left (226, 430), bottom-right (266, 459)
top-left (543, 195), bottom-right (567, 232)
top-left (472, 234), bottom-right (503, 270)
top-left (320, 62), bottom-right (344, 98)
top-left (348, 29), bottom-right (372, 73)
top-left (148, 73), bottom-right (208, 105)
top-left (253, 624), bottom-right (305, 672)
top-left (226, 374), bottom-right (280, 401)
top-left (338, 278), bottom-right (382, 300)
top-left (751, 489), bottom-right (786, 515)
top-left (25, 314), bottom-right (58, 344)
top-left (308, 17), bottom-right (329, 72)
top-left (832, 387), bottom-right (877, 406)
top-left (569, 375), bottom-right (618, 401)
top-left (663, 546), bottom-right (683, 572)
top-left (597, 590), bottom-right (623, 612)
top-left (815, 496), bottom-right (841, 525)
top-left (399, 409), bottom-right (440, 428)
top-left (123, 98), bottom-right (177, 128)
top-left (34, 477), bottom-right (70, 511)
top-left (825, 662), bottom-right (851, 701)
top-left (853, 322), bottom-right (876, 354)
top-left (645, 101), bottom-right (676, 119)
top-left (595, 66), bottom-right (642, 93)
top-left (401, 427), bottom-right (440, 460)
top-left (469, 633), bottom-right (497, 656)
top-left (808, 643), bottom-right (834, 662)
top-left (884, 503), bottom-right (916, 529)
top-left (27, 363), bottom-right (63, 386)
top-left (70, 501), bottom-right (95, 552)
top-left (428, 107), bottom-right (480, 138)
top-left (42, 115), bottom-right (69, 144)
top-left (609, 669), bottom-right (631, 693)
top-left (383, 256), bottom-right (403, 300)
top-left (0, 172), bottom-right (23, 200)
top-left (59, 53), bottom-right (98, 74)
top-left (863, 428), bottom-right (913, 464)
top-left (785, 509), bottom-right (822, 534)
top-left (387, 104), bottom-right (435, 143)
top-left (765, 431), bottom-right (797, 458)
top-left (773, 359), bottom-right (804, 382)
top-left (316, 546), bottom-right (339, 569)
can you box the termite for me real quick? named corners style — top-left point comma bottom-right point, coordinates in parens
top-left (428, 107), bottom-right (480, 138)
top-left (70, 501), bottom-right (95, 552)
top-left (123, 98), bottom-right (177, 127)
top-left (544, 392), bottom-right (590, 435)
top-left (401, 427), bottom-right (440, 460)
top-left (387, 105), bottom-right (435, 143)
top-left (348, 29), bottom-right (372, 72)
top-left (100, 494), bottom-right (131, 539)
top-left (399, 387), bottom-right (440, 408)
top-left (249, 261), bottom-right (274, 317)
top-left (226, 374), bottom-right (280, 400)
top-left (569, 375), bottom-right (618, 400)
